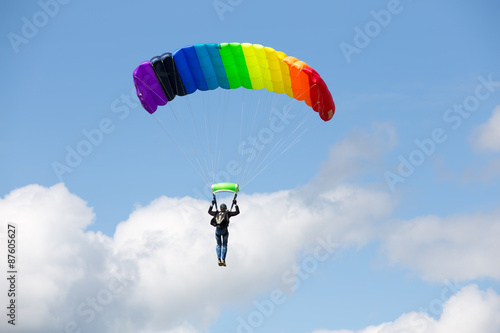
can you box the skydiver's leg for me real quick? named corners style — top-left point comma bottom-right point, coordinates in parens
top-left (221, 230), bottom-right (229, 261)
top-left (215, 231), bottom-right (222, 260)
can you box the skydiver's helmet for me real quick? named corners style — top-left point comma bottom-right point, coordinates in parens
top-left (220, 204), bottom-right (227, 211)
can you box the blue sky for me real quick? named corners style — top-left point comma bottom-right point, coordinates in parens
top-left (1, 1), bottom-right (500, 332)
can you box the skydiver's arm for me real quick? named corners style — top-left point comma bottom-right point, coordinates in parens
top-left (229, 205), bottom-right (240, 217)
top-left (208, 204), bottom-right (216, 216)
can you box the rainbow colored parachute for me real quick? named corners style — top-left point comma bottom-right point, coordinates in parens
top-left (133, 42), bottom-right (335, 121)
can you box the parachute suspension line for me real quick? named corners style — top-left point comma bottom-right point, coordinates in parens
top-left (236, 89), bottom-right (247, 185)
top-left (183, 95), bottom-right (203, 158)
top-left (238, 88), bottom-right (264, 186)
top-left (239, 69), bottom-right (322, 184)
top-left (267, 100), bottom-right (312, 154)
top-left (201, 91), bottom-right (215, 185)
top-left (213, 90), bottom-right (220, 180)
top-left (266, 92), bottom-right (280, 124)
top-left (211, 88), bottom-right (230, 186)
top-left (168, 102), bottom-right (202, 161)
top-left (238, 91), bottom-right (284, 185)
top-left (281, 85), bottom-right (327, 147)
top-left (238, 90), bottom-right (269, 186)
top-left (213, 89), bottom-right (220, 185)
top-left (242, 103), bottom-right (313, 188)
top-left (243, 132), bottom-right (305, 188)
top-left (235, 89), bottom-right (247, 185)
top-left (167, 103), bottom-right (195, 153)
top-left (187, 94), bottom-right (215, 184)
top-left (172, 97), bottom-right (204, 167)
top-left (244, 91), bottom-right (265, 183)
top-left (270, 100), bottom-right (318, 156)
top-left (271, 105), bottom-right (312, 156)
top-left (155, 56), bottom-right (215, 188)
top-left (208, 89), bottom-right (218, 186)
top-left (154, 113), bottom-right (211, 188)
top-left (239, 95), bottom-right (282, 186)
top-left (217, 88), bottom-right (231, 180)
top-left (177, 100), bottom-right (214, 187)
top-left (244, 91), bottom-right (284, 181)
top-left (184, 94), bottom-right (201, 143)
top-left (238, 91), bottom-right (272, 186)
top-left (153, 59), bottom-right (207, 184)
top-left (170, 97), bottom-right (212, 188)
top-left (241, 96), bottom-right (317, 188)
top-left (222, 89), bottom-right (231, 173)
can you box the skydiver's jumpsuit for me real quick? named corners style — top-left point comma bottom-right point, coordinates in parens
top-left (208, 204), bottom-right (240, 261)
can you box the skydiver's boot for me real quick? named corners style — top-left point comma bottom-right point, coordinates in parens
top-left (218, 259), bottom-right (223, 266)
top-left (221, 259), bottom-right (226, 267)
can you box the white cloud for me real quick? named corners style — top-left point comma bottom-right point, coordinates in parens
top-left (380, 210), bottom-right (500, 281)
top-left (0, 184), bottom-right (101, 331)
top-left (2, 123), bottom-right (498, 332)
top-left (0, 156), bottom-right (394, 332)
top-left (0, 125), bottom-right (398, 332)
top-left (470, 106), bottom-right (500, 152)
top-left (309, 122), bottom-right (397, 188)
top-left (312, 284), bottom-right (500, 333)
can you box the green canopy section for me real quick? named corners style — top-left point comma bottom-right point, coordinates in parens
top-left (212, 182), bottom-right (239, 194)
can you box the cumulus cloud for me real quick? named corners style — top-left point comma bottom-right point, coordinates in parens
top-left (0, 123), bottom-right (396, 333)
top-left (309, 122), bottom-right (397, 189)
top-left (0, 124), bottom-right (400, 332)
top-left (0, 184), bottom-right (101, 330)
top-left (312, 284), bottom-right (500, 333)
top-left (470, 106), bottom-right (500, 152)
top-left (2, 123), bottom-right (500, 333)
top-left (455, 105), bottom-right (500, 181)
top-left (380, 210), bottom-right (500, 281)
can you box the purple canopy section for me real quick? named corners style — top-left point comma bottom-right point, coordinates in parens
top-left (133, 61), bottom-right (167, 114)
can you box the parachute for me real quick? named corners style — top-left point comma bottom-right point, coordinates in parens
top-left (133, 42), bottom-right (336, 193)
top-left (133, 42), bottom-right (335, 121)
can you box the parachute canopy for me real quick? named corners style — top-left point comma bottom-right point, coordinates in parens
top-left (133, 42), bottom-right (335, 121)
top-left (212, 183), bottom-right (239, 194)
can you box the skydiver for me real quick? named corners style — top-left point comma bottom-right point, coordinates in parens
top-left (208, 198), bottom-right (240, 267)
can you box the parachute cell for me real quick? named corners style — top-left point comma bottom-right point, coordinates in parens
top-left (133, 42), bottom-right (335, 121)
top-left (133, 61), bottom-right (167, 114)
